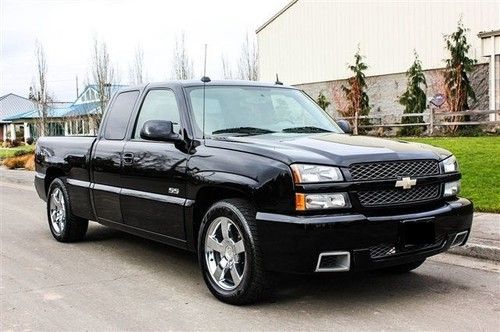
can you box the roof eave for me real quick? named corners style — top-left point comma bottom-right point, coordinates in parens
top-left (478, 29), bottom-right (500, 38)
top-left (255, 0), bottom-right (298, 34)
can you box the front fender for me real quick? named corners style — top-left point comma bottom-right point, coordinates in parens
top-left (189, 170), bottom-right (259, 201)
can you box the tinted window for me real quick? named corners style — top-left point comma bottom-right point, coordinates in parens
top-left (133, 89), bottom-right (181, 139)
top-left (104, 91), bottom-right (139, 140)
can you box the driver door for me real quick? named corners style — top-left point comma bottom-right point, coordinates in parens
top-left (120, 88), bottom-right (188, 241)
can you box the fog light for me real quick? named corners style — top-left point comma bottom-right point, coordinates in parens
top-left (444, 180), bottom-right (461, 197)
top-left (295, 193), bottom-right (350, 210)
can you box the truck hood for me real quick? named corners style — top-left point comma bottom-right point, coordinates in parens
top-left (205, 133), bottom-right (451, 167)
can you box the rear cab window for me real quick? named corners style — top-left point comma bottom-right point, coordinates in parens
top-left (103, 91), bottom-right (140, 140)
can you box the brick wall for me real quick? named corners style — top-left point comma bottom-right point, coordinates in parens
top-left (295, 63), bottom-right (489, 125)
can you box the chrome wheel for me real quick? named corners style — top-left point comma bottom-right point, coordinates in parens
top-left (204, 216), bottom-right (246, 291)
top-left (49, 188), bottom-right (66, 235)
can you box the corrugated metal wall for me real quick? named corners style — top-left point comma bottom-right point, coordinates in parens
top-left (257, 0), bottom-right (499, 85)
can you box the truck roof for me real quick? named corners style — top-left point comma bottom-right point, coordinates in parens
top-left (122, 79), bottom-right (298, 91)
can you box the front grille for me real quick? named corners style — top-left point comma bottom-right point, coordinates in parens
top-left (369, 234), bottom-right (446, 259)
top-left (350, 160), bottom-right (440, 181)
top-left (358, 185), bottom-right (440, 207)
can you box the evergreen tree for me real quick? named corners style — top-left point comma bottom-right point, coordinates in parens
top-left (399, 52), bottom-right (427, 136)
top-left (341, 47), bottom-right (370, 135)
top-left (443, 19), bottom-right (477, 134)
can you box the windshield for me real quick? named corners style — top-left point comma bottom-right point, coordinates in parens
top-left (186, 86), bottom-right (343, 137)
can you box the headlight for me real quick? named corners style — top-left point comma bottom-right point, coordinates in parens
top-left (444, 180), bottom-right (461, 197)
top-left (441, 155), bottom-right (458, 173)
top-left (291, 164), bottom-right (343, 183)
top-left (295, 193), bottom-right (350, 210)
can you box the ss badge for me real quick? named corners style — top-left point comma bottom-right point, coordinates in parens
top-left (168, 187), bottom-right (180, 195)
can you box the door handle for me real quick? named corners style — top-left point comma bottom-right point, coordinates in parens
top-left (122, 152), bottom-right (134, 165)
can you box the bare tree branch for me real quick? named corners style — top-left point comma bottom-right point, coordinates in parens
top-left (172, 32), bottom-right (194, 80)
top-left (221, 53), bottom-right (233, 79)
top-left (238, 33), bottom-right (258, 81)
top-left (90, 37), bottom-right (114, 128)
top-left (30, 41), bottom-right (51, 137)
top-left (129, 45), bottom-right (145, 85)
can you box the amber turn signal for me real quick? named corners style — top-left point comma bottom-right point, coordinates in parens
top-left (295, 193), bottom-right (306, 211)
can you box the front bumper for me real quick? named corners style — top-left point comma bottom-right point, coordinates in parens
top-left (34, 173), bottom-right (46, 201)
top-left (256, 198), bottom-right (473, 274)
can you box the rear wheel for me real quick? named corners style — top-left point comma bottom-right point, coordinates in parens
top-left (47, 178), bottom-right (88, 242)
top-left (198, 199), bottom-right (268, 305)
top-left (383, 259), bottom-right (426, 273)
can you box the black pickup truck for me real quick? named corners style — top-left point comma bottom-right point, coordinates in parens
top-left (35, 80), bottom-right (473, 304)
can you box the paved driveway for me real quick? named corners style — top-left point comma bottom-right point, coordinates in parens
top-left (1, 181), bottom-right (499, 331)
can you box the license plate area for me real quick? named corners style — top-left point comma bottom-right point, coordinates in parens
top-left (400, 217), bottom-right (435, 247)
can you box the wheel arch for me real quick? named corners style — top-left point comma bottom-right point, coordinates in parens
top-left (189, 183), bottom-right (257, 251)
top-left (44, 167), bottom-right (66, 195)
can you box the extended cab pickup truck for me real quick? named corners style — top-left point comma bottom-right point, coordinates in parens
top-left (35, 80), bottom-right (473, 304)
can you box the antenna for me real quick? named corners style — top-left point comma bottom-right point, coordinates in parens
top-left (201, 44), bottom-right (210, 140)
top-left (275, 74), bottom-right (283, 85)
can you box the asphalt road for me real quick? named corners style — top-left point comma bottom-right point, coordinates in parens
top-left (1, 182), bottom-right (499, 331)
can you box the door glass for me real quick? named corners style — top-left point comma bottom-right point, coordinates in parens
top-left (104, 91), bottom-right (140, 140)
top-left (134, 89), bottom-right (181, 139)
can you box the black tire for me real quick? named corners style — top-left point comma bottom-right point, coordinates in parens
top-left (47, 178), bottom-right (88, 242)
top-left (383, 258), bottom-right (426, 273)
top-left (198, 199), bottom-right (268, 305)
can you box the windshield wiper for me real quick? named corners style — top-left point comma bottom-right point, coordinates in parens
top-left (212, 127), bottom-right (276, 135)
top-left (282, 126), bottom-right (332, 133)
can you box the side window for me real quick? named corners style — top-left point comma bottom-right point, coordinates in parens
top-left (133, 89), bottom-right (181, 139)
top-left (104, 91), bottom-right (139, 140)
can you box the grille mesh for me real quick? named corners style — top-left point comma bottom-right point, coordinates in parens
top-left (358, 185), bottom-right (440, 207)
top-left (369, 234), bottom-right (446, 259)
top-left (350, 160), bottom-right (440, 181)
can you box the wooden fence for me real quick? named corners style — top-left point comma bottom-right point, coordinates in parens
top-left (337, 109), bottom-right (500, 135)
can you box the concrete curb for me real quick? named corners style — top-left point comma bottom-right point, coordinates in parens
top-left (1, 167), bottom-right (498, 262)
top-left (449, 242), bottom-right (500, 262)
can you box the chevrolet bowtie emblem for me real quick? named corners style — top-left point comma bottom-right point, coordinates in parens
top-left (395, 177), bottom-right (417, 190)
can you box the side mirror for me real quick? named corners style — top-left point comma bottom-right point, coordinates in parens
top-left (337, 120), bottom-right (352, 134)
top-left (140, 120), bottom-right (181, 142)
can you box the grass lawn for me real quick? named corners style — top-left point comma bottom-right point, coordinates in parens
top-left (401, 136), bottom-right (500, 213)
top-left (0, 145), bottom-right (35, 159)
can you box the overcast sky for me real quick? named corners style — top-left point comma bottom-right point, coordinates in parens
top-left (0, 0), bottom-right (288, 101)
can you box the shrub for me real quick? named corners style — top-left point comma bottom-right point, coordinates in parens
top-left (398, 52), bottom-right (427, 136)
top-left (443, 19), bottom-right (477, 135)
top-left (26, 137), bottom-right (34, 145)
top-left (14, 149), bottom-right (31, 157)
top-left (341, 46), bottom-right (370, 135)
top-left (24, 154), bottom-right (35, 171)
top-left (317, 92), bottom-right (331, 111)
top-left (10, 139), bottom-right (21, 148)
top-left (3, 153), bottom-right (35, 170)
top-left (2, 139), bottom-right (13, 148)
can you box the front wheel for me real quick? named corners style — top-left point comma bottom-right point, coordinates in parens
top-left (47, 178), bottom-right (88, 242)
top-left (198, 199), bottom-right (268, 305)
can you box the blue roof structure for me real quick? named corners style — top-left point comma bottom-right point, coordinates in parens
top-left (0, 94), bottom-right (38, 122)
top-left (2, 106), bottom-right (87, 121)
top-left (1, 84), bottom-right (125, 122)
